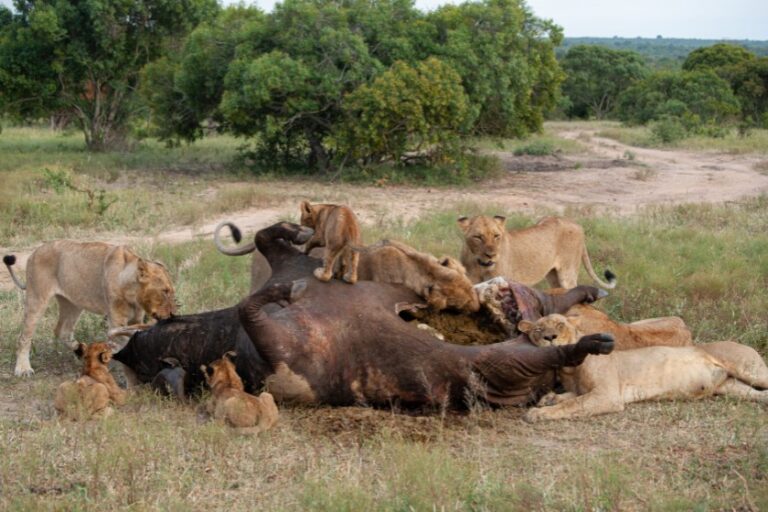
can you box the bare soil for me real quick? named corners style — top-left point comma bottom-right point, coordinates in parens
top-left (2, 127), bottom-right (767, 293)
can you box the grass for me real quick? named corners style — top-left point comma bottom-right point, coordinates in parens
top-left (594, 122), bottom-right (768, 154)
top-left (471, 128), bottom-right (587, 155)
top-left (0, 126), bottom-right (767, 510)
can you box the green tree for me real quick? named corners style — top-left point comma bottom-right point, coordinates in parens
top-left (426, 0), bottom-right (564, 137)
top-left (337, 57), bottom-right (470, 164)
top-left (140, 6), bottom-right (264, 142)
top-left (683, 43), bottom-right (756, 84)
top-left (0, 0), bottom-right (216, 150)
top-left (732, 57), bottom-right (768, 127)
top-left (617, 70), bottom-right (740, 127)
top-left (560, 45), bottom-right (649, 119)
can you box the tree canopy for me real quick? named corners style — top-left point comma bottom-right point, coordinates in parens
top-left (560, 45), bottom-right (648, 119)
top-left (0, 0), bottom-right (217, 150)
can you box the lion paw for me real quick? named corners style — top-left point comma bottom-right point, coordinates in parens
top-left (313, 268), bottom-right (332, 282)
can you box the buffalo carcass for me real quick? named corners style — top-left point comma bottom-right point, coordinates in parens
top-left (115, 221), bottom-right (612, 407)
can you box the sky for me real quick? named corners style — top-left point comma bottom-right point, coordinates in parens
top-left (0, 0), bottom-right (765, 40)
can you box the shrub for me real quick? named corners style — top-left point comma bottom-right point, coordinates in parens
top-left (651, 116), bottom-right (687, 144)
top-left (513, 140), bottom-right (555, 156)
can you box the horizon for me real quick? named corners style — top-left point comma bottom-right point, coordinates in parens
top-left (0, 0), bottom-right (765, 41)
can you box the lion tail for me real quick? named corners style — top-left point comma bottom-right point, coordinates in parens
top-left (3, 254), bottom-right (26, 290)
top-left (580, 246), bottom-right (617, 290)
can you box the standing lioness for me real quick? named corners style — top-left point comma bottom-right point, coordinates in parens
top-left (4, 241), bottom-right (177, 376)
top-left (458, 215), bottom-right (616, 289)
top-left (300, 201), bottom-right (362, 284)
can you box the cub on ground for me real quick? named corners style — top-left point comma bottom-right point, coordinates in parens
top-left (519, 314), bottom-right (768, 421)
top-left (201, 351), bottom-right (279, 434)
top-left (54, 342), bottom-right (127, 420)
top-left (4, 241), bottom-right (177, 377)
top-left (356, 240), bottom-right (480, 312)
top-left (300, 201), bottom-right (363, 284)
top-left (458, 215), bottom-right (616, 289)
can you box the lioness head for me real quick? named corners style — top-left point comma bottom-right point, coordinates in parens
top-left (74, 341), bottom-right (114, 372)
top-left (426, 256), bottom-right (480, 312)
top-left (518, 314), bottom-right (580, 347)
top-left (457, 215), bottom-right (506, 269)
top-left (300, 201), bottom-right (320, 228)
top-left (201, 351), bottom-right (244, 392)
top-left (137, 260), bottom-right (177, 320)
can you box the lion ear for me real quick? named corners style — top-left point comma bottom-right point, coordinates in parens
top-left (99, 350), bottom-right (112, 364)
top-left (439, 257), bottom-right (450, 267)
top-left (457, 216), bottom-right (470, 233)
top-left (493, 215), bottom-right (507, 227)
top-left (74, 342), bottom-right (87, 359)
top-left (517, 320), bottom-right (535, 334)
top-left (300, 200), bottom-right (312, 215)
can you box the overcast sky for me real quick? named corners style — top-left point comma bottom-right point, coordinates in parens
top-left (1, 0), bottom-right (765, 40)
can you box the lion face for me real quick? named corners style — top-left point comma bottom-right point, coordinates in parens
top-left (74, 341), bottom-right (114, 369)
top-left (201, 351), bottom-right (244, 391)
top-left (299, 201), bottom-right (319, 228)
top-left (427, 256), bottom-right (480, 312)
top-left (137, 260), bottom-right (177, 320)
top-left (457, 216), bottom-right (506, 269)
top-left (518, 314), bottom-right (579, 347)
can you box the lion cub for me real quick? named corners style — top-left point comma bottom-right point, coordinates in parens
top-left (54, 342), bottom-right (127, 420)
top-left (201, 351), bottom-right (279, 434)
top-left (299, 200), bottom-right (362, 284)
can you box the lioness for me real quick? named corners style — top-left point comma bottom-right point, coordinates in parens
top-left (564, 304), bottom-right (692, 350)
top-left (458, 215), bottom-right (616, 289)
top-left (300, 201), bottom-right (362, 284)
top-left (4, 241), bottom-right (177, 376)
top-left (519, 314), bottom-right (768, 421)
top-left (357, 240), bottom-right (480, 312)
top-left (201, 351), bottom-right (279, 434)
top-left (54, 341), bottom-right (127, 420)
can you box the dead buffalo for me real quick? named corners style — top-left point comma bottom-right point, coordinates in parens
top-left (238, 279), bottom-right (614, 408)
top-left (116, 221), bottom-right (611, 407)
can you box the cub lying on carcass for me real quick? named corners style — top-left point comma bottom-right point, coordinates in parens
top-left (519, 314), bottom-right (768, 421)
top-left (300, 200), bottom-right (362, 284)
top-left (201, 351), bottom-right (279, 434)
top-left (356, 240), bottom-right (480, 312)
top-left (54, 342), bottom-right (127, 420)
top-left (4, 241), bottom-right (177, 376)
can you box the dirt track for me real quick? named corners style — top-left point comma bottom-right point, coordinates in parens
top-left (2, 128), bottom-right (767, 292)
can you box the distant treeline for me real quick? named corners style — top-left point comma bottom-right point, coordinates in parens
top-left (559, 37), bottom-right (768, 69)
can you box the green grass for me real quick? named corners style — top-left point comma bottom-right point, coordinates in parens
top-left (471, 128), bottom-right (588, 155)
top-left (0, 126), bottom-right (767, 510)
top-left (596, 122), bottom-right (768, 153)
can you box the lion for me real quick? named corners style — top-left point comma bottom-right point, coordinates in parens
top-left (201, 351), bottom-right (279, 434)
top-left (563, 304), bottom-right (692, 350)
top-left (457, 215), bottom-right (616, 289)
top-left (518, 314), bottom-right (768, 421)
top-left (4, 240), bottom-right (177, 376)
top-left (356, 240), bottom-right (480, 312)
top-left (54, 341), bottom-right (127, 420)
top-left (300, 201), bottom-right (362, 284)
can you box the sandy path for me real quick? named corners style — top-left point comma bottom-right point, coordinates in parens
top-left (2, 127), bottom-right (766, 292)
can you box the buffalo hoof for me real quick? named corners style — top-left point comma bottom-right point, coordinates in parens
top-left (579, 333), bottom-right (615, 355)
top-left (295, 226), bottom-right (314, 244)
top-left (596, 288), bottom-right (609, 300)
top-left (290, 279), bottom-right (308, 302)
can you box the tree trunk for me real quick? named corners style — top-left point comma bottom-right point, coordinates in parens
top-left (305, 128), bottom-right (330, 173)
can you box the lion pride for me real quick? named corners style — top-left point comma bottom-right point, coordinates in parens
top-left (457, 215), bottom-right (616, 289)
top-left (4, 240), bottom-right (177, 376)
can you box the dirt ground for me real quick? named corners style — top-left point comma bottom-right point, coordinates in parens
top-left (2, 127), bottom-right (767, 292)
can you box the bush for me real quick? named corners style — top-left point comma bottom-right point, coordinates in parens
top-left (651, 116), bottom-right (688, 144)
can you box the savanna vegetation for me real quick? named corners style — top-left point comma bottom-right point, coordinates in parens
top-left (0, 2), bottom-right (767, 507)
top-left (0, 124), bottom-right (767, 510)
